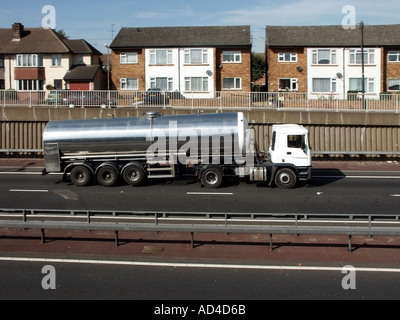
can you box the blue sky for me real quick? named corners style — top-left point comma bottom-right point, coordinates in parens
top-left (2, 0), bottom-right (399, 53)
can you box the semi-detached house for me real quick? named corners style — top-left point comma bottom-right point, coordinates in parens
top-left (0, 22), bottom-right (105, 91)
top-left (110, 25), bottom-right (252, 97)
top-left (266, 25), bottom-right (400, 99)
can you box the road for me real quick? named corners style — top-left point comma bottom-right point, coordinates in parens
top-left (1, 160), bottom-right (400, 301)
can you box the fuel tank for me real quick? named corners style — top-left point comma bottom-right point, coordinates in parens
top-left (43, 112), bottom-right (249, 159)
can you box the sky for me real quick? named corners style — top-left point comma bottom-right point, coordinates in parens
top-left (2, 0), bottom-right (400, 53)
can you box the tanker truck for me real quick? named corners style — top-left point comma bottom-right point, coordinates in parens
top-left (42, 111), bottom-right (312, 189)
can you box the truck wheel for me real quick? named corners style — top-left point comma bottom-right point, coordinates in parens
top-left (97, 166), bottom-right (119, 187)
top-left (123, 164), bottom-right (146, 186)
top-left (70, 166), bottom-right (93, 187)
top-left (275, 168), bottom-right (297, 189)
top-left (201, 167), bottom-right (223, 189)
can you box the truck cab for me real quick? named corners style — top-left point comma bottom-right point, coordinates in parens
top-left (269, 124), bottom-right (312, 187)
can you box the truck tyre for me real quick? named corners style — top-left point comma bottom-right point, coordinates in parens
top-left (70, 166), bottom-right (93, 187)
top-left (97, 166), bottom-right (119, 187)
top-left (123, 164), bottom-right (146, 186)
top-left (201, 167), bottom-right (223, 189)
top-left (275, 168), bottom-right (297, 189)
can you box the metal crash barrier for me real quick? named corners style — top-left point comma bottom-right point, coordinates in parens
top-left (1, 209), bottom-right (400, 252)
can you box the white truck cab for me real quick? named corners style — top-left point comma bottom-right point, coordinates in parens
top-left (268, 124), bottom-right (312, 187)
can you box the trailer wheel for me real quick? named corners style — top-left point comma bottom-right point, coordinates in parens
top-left (97, 166), bottom-right (119, 187)
top-left (275, 168), bottom-right (297, 189)
top-left (70, 166), bottom-right (93, 187)
top-left (201, 167), bottom-right (223, 189)
top-left (123, 164), bottom-right (146, 186)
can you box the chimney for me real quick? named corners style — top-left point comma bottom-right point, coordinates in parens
top-left (12, 23), bottom-right (24, 41)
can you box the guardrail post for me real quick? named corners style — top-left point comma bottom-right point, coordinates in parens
top-left (348, 235), bottom-right (352, 253)
top-left (41, 229), bottom-right (45, 244)
top-left (190, 232), bottom-right (194, 249)
top-left (269, 234), bottom-right (273, 251)
top-left (115, 231), bottom-right (119, 247)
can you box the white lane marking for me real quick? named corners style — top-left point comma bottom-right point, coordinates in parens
top-left (187, 192), bottom-right (233, 196)
top-left (9, 189), bottom-right (48, 193)
top-left (315, 175), bottom-right (400, 179)
top-left (390, 194), bottom-right (400, 197)
top-left (0, 256), bottom-right (400, 273)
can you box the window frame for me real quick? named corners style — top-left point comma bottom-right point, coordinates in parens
top-left (311, 49), bottom-right (337, 65)
top-left (222, 51), bottom-right (242, 63)
top-left (184, 49), bottom-right (209, 65)
top-left (120, 78), bottom-right (139, 90)
top-left (120, 52), bottom-right (138, 65)
top-left (278, 53), bottom-right (298, 63)
top-left (223, 77), bottom-right (242, 90)
top-left (278, 78), bottom-right (298, 91)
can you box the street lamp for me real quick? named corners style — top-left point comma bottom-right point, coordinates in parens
top-left (105, 44), bottom-right (110, 91)
top-left (360, 21), bottom-right (366, 110)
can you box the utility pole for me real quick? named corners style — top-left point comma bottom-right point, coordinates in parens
top-left (360, 21), bottom-right (366, 110)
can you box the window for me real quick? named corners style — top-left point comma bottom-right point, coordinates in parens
top-left (279, 79), bottom-right (298, 91)
top-left (150, 77), bottom-right (173, 91)
top-left (388, 51), bottom-right (400, 62)
top-left (120, 78), bottom-right (138, 90)
top-left (388, 79), bottom-right (400, 91)
top-left (349, 49), bottom-right (375, 65)
top-left (0, 80), bottom-right (4, 89)
top-left (223, 78), bottom-right (241, 90)
top-left (278, 53), bottom-right (297, 62)
top-left (52, 54), bottom-right (62, 67)
top-left (312, 78), bottom-right (337, 93)
top-left (223, 51), bottom-right (241, 63)
top-left (0, 55), bottom-right (4, 68)
top-left (312, 49), bottom-right (337, 65)
top-left (149, 50), bottom-right (173, 65)
top-left (54, 80), bottom-right (62, 90)
top-left (349, 78), bottom-right (375, 93)
top-left (185, 77), bottom-right (208, 92)
top-left (120, 52), bottom-right (138, 64)
top-left (16, 54), bottom-right (43, 67)
top-left (288, 135), bottom-right (305, 149)
top-left (185, 49), bottom-right (208, 64)
top-left (16, 80), bottom-right (44, 91)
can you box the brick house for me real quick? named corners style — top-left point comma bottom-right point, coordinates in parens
top-left (0, 22), bottom-right (105, 91)
top-left (109, 25), bottom-right (252, 96)
top-left (266, 25), bottom-right (400, 98)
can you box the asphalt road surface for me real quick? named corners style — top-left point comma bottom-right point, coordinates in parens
top-left (1, 160), bottom-right (400, 301)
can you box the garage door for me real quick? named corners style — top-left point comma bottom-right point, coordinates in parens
top-left (69, 82), bottom-right (90, 90)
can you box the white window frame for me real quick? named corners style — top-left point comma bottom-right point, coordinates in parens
top-left (120, 78), bottom-right (138, 90)
top-left (184, 49), bottom-right (209, 65)
top-left (388, 79), bottom-right (400, 91)
top-left (312, 78), bottom-right (337, 93)
top-left (278, 53), bottom-right (297, 62)
top-left (223, 77), bottom-right (242, 90)
top-left (278, 78), bottom-right (298, 91)
top-left (16, 80), bottom-right (44, 91)
top-left (184, 77), bottom-right (209, 92)
top-left (150, 77), bottom-right (173, 91)
top-left (120, 52), bottom-right (138, 64)
top-left (52, 54), bottom-right (62, 67)
top-left (349, 49), bottom-right (375, 65)
top-left (311, 49), bottom-right (337, 65)
top-left (222, 51), bottom-right (241, 63)
top-left (149, 50), bottom-right (173, 65)
top-left (349, 78), bottom-right (375, 93)
top-left (15, 54), bottom-right (43, 67)
top-left (388, 51), bottom-right (400, 62)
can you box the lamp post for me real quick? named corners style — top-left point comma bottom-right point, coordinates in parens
top-left (360, 21), bottom-right (366, 110)
top-left (105, 44), bottom-right (110, 91)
